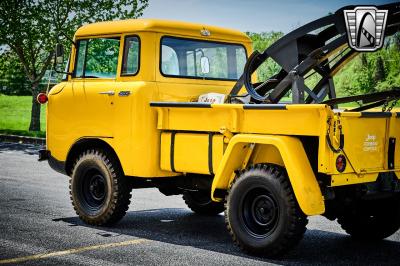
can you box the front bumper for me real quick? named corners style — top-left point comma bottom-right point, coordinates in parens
top-left (38, 149), bottom-right (67, 175)
top-left (38, 149), bottom-right (49, 161)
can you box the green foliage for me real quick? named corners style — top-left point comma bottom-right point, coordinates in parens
top-left (0, 50), bottom-right (31, 95)
top-left (335, 34), bottom-right (400, 96)
top-left (246, 31), bottom-right (284, 81)
top-left (0, 0), bottom-right (149, 84)
top-left (83, 38), bottom-right (120, 78)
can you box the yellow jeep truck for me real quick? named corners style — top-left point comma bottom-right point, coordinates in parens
top-left (39, 3), bottom-right (400, 257)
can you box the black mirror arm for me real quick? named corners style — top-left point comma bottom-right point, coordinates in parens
top-left (58, 31), bottom-right (76, 48)
top-left (54, 68), bottom-right (73, 76)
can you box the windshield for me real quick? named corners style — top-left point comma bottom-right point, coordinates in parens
top-left (161, 37), bottom-right (247, 80)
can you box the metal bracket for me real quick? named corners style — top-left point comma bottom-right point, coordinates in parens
top-left (388, 137), bottom-right (396, 170)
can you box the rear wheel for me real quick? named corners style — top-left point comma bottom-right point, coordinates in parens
top-left (70, 149), bottom-right (132, 226)
top-left (225, 164), bottom-right (308, 257)
top-left (183, 190), bottom-right (224, 215)
top-left (337, 195), bottom-right (400, 240)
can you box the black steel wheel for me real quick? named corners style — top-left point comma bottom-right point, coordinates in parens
top-left (225, 164), bottom-right (308, 257)
top-left (70, 149), bottom-right (132, 226)
top-left (337, 195), bottom-right (400, 241)
top-left (80, 169), bottom-right (108, 212)
top-left (241, 188), bottom-right (280, 238)
top-left (183, 190), bottom-right (224, 215)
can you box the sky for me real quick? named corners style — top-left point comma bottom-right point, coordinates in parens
top-left (142, 0), bottom-right (397, 33)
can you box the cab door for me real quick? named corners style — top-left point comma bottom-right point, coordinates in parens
top-left (72, 36), bottom-right (121, 137)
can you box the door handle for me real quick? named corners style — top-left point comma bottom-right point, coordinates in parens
top-left (98, 91), bottom-right (115, 96)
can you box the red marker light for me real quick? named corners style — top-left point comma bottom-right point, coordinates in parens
top-left (336, 155), bottom-right (346, 173)
top-left (37, 93), bottom-right (48, 104)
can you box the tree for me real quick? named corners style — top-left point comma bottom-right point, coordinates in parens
top-left (374, 56), bottom-right (385, 83)
top-left (0, 49), bottom-right (31, 95)
top-left (360, 53), bottom-right (368, 67)
top-left (0, 0), bottom-right (148, 131)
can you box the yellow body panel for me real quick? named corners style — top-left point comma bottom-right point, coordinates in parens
top-left (153, 104), bottom-right (328, 135)
top-left (251, 144), bottom-right (284, 166)
top-left (210, 134), bottom-right (325, 216)
top-left (327, 112), bottom-right (400, 186)
top-left (159, 132), bottom-right (224, 174)
top-left (75, 19), bottom-right (251, 44)
top-left (339, 114), bottom-right (387, 172)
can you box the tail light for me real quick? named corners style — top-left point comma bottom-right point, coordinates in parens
top-left (336, 155), bottom-right (346, 173)
top-left (37, 93), bottom-right (48, 104)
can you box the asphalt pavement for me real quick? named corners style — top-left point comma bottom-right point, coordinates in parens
top-left (1, 142), bottom-right (400, 265)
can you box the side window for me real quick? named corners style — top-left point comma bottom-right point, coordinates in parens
top-left (85, 38), bottom-right (120, 78)
top-left (121, 36), bottom-right (140, 75)
top-left (74, 37), bottom-right (120, 78)
top-left (75, 40), bottom-right (87, 78)
top-left (186, 51), bottom-right (195, 76)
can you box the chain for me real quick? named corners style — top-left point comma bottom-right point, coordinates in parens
top-left (326, 117), bottom-right (331, 135)
top-left (382, 98), bottom-right (389, 112)
top-left (326, 117), bottom-right (343, 153)
top-left (387, 98), bottom-right (399, 112)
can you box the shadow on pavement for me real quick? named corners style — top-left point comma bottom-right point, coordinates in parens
top-left (54, 208), bottom-right (400, 265)
top-left (0, 142), bottom-right (40, 156)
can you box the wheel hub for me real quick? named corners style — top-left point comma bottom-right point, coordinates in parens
top-left (251, 195), bottom-right (277, 227)
top-left (242, 188), bottom-right (279, 238)
top-left (89, 175), bottom-right (106, 201)
top-left (80, 169), bottom-right (108, 210)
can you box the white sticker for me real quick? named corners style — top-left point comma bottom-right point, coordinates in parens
top-left (363, 134), bottom-right (378, 152)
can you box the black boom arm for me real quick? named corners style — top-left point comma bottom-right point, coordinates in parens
top-left (230, 2), bottom-right (400, 107)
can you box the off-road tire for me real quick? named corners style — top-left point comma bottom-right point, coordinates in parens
top-left (70, 149), bottom-right (132, 226)
top-left (337, 195), bottom-right (400, 241)
top-left (225, 164), bottom-right (308, 257)
top-left (183, 190), bottom-right (225, 215)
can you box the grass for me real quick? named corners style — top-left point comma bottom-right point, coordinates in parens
top-left (0, 94), bottom-right (46, 138)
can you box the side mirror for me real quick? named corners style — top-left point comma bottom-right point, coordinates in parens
top-left (55, 43), bottom-right (64, 64)
top-left (200, 56), bottom-right (210, 74)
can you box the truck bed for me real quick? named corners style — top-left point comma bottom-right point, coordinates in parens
top-left (151, 102), bottom-right (400, 187)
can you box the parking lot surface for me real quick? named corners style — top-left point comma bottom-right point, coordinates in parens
top-left (1, 142), bottom-right (400, 265)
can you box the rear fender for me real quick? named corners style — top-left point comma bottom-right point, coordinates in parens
top-left (211, 134), bottom-right (325, 216)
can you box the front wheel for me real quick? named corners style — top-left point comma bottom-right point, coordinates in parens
top-left (70, 149), bottom-right (132, 226)
top-left (225, 164), bottom-right (308, 257)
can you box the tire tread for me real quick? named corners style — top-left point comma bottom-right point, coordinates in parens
top-left (224, 164), bottom-right (308, 257)
top-left (70, 148), bottom-right (131, 226)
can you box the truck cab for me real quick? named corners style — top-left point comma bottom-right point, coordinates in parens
top-left (46, 19), bottom-right (252, 179)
